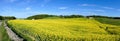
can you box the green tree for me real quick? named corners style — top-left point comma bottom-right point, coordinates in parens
top-left (0, 16), bottom-right (3, 20)
top-left (4, 16), bottom-right (16, 20)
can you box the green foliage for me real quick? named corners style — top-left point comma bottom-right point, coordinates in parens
top-left (4, 16), bottom-right (16, 20)
top-left (27, 14), bottom-right (58, 19)
top-left (86, 15), bottom-right (112, 18)
top-left (27, 14), bottom-right (84, 19)
top-left (60, 15), bottom-right (84, 18)
top-left (0, 16), bottom-right (16, 20)
top-left (0, 16), bottom-right (4, 20)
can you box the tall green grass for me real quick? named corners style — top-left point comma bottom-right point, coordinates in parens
top-left (0, 21), bottom-right (11, 41)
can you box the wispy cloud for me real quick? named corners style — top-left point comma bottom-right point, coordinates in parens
top-left (25, 7), bottom-right (31, 10)
top-left (58, 7), bottom-right (68, 10)
top-left (82, 12), bottom-right (98, 15)
top-left (79, 4), bottom-right (96, 6)
top-left (102, 7), bottom-right (115, 9)
top-left (94, 10), bottom-right (105, 12)
top-left (0, 7), bottom-right (15, 16)
top-left (78, 4), bottom-right (116, 10)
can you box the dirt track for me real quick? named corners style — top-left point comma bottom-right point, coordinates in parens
top-left (4, 22), bottom-right (23, 41)
top-left (0, 21), bottom-right (2, 41)
top-left (0, 21), bottom-right (2, 26)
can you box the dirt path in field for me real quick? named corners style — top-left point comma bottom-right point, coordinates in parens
top-left (0, 21), bottom-right (2, 41)
top-left (4, 22), bottom-right (23, 41)
top-left (0, 21), bottom-right (2, 26)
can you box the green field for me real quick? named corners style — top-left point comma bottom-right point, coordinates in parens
top-left (95, 18), bottom-right (120, 35)
top-left (7, 18), bottom-right (120, 41)
top-left (95, 18), bottom-right (120, 26)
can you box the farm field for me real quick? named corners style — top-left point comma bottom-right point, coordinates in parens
top-left (7, 18), bottom-right (120, 41)
top-left (95, 18), bottom-right (120, 35)
top-left (95, 18), bottom-right (120, 26)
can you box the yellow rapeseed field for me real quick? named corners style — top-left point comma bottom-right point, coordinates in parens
top-left (7, 18), bottom-right (120, 41)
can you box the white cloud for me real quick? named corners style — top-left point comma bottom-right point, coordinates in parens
top-left (79, 4), bottom-right (96, 6)
top-left (94, 10), bottom-right (105, 12)
top-left (102, 7), bottom-right (114, 9)
top-left (79, 4), bottom-right (116, 10)
top-left (25, 7), bottom-right (31, 10)
top-left (82, 12), bottom-right (98, 15)
top-left (58, 7), bottom-right (68, 10)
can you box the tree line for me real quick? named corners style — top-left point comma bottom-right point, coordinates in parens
top-left (26, 14), bottom-right (120, 19)
top-left (86, 15), bottom-right (120, 19)
top-left (27, 14), bottom-right (85, 19)
top-left (0, 16), bottom-right (16, 20)
top-left (1, 14), bottom-right (120, 20)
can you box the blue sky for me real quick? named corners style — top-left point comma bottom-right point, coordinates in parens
top-left (0, 0), bottom-right (120, 18)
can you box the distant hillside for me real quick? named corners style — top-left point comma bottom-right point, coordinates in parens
top-left (26, 14), bottom-right (84, 19)
top-left (26, 14), bottom-right (120, 20)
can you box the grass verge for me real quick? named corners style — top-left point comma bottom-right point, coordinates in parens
top-left (0, 21), bottom-right (11, 41)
